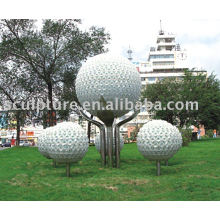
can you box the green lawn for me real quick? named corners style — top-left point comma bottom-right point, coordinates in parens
top-left (0, 138), bottom-right (220, 201)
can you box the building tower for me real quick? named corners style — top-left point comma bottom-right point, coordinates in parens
top-left (132, 21), bottom-right (206, 87)
top-left (127, 46), bottom-right (133, 61)
top-left (159, 19), bottom-right (164, 35)
top-left (145, 20), bottom-right (188, 84)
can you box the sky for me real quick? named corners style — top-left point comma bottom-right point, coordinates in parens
top-left (1, 0), bottom-right (220, 77)
top-left (82, 17), bottom-right (220, 78)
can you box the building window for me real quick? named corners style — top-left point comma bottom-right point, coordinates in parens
top-left (158, 77), bottom-right (165, 81)
top-left (148, 77), bottom-right (156, 82)
top-left (149, 54), bottom-right (174, 59)
top-left (153, 61), bottom-right (174, 66)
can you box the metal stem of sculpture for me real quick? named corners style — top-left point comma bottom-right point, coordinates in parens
top-left (106, 125), bottom-right (113, 167)
top-left (77, 106), bottom-right (139, 168)
top-left (156, 161), bottom-right (161, 176)
top-left (76, 107), bottom-right (106, 166)
top-left (96, 111), bottom-right (115, 167)
top-left (114, 110), bottom-right (139, 168)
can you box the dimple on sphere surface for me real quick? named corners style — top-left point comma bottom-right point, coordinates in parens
top-left (137, 120), bottom-right (182, 160)
top-left (75, 53), bottom-right (141, 118)
top-left (46, 122), bottom-right (89, 163)
top-left (94, 133), bottom-right (124, 153)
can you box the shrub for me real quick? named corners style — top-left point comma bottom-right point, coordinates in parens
top-left (205, 129), bottom-right (213, 138)
top-left (202, 135), bottom-right (209, 139)
top-left (179, 128), bottom-right (192, 146)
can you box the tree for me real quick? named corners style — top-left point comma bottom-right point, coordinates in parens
top-left (142, 76), bottom-right (181, 125)
top-left (0, 19), bottom-right (110, 127)
top-left (0, 61), bottom-right (41, 145)
top-left (142, 71), bottom-right (220, 129)
top-left (195, 74), bottom-right (220, 129)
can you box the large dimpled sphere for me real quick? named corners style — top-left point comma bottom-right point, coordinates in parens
top-left (47, 122), bottom-right (89, 163)
top-left (75, 53), bottom-right (141, 117)
top-left (94, 133), bottom-right (124, 153)
top-left (38, 126), bottom-right (55, 159)
top-left (137, 120), bottom-right (182, 160)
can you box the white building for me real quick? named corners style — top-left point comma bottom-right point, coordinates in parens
top-left (133, 25), bottom-right (207, 88)
top-left (123, 24), bottom-right (208, 137)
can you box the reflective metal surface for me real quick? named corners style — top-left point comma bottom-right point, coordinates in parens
top-left (75, 54), bottom-right (142, 168)
top-left (137, 120), bottom-right (182, 161)
top-left (76, 107), bottom-right (107, 166)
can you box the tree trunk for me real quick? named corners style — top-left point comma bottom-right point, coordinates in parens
top-left (42, 111), bottom-right (47, 129)
top-left (87, 115), bottom-right (93, 143)
top-left (16, 111), bottom-right (21, 146)
top-left (47, 82), bottom-right (56, 127)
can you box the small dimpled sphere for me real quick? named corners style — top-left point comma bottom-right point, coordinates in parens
top-left (137, 120), bottom-right (182, 161)
top-left (75, 53), bottom-right (141, 118)
top-left (94, 133), bottom-right (124, 153)
top-left (47, 122), bottom-right (89, 163)
top-left (38, 126), bottom-right (55, 159)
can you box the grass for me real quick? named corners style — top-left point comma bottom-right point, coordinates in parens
top-left (0, 138), bottom-right (220, 201)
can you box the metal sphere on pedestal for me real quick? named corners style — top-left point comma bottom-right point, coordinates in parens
top-left (75, 53), bottom-right (141, 168)
top-left (95, 133), bottom-right (124, 153)
top-left (137, 120), bottom-right (182, 161)
top-left (47, 122), bottom-right (89, 163)
top-left (75, 53), bottom-right (141, 119)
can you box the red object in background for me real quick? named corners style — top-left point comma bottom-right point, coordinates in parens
top-left (27, 131), bottom-right (34, 136)
top-left (46, 110), bottom-right (57, 126)
top-left (11, 139), bottom-right (16, 146)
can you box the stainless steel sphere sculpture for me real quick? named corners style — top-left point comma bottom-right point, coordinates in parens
top-left (76, 53), bottom-right (141, 118)
top-left (95, 133), bottom-right (124, 153)
top-left (47, 122), bottom-right (88, 163)
top-left (38, 122), bottom-right (89, 177)
top-left (137, 120), bottom-right (182, 160)
top-left (137, 120), bottom-right (182, 176)
top-left (75, 53), bottom-right (141, 168)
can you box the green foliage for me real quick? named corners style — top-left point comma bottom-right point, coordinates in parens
top-left (130, 124), bottom-right (143, 142)
top-left (124, 137), bottom-right (132, 144)
top-left (205, 130), bottom-right (214, 138)
top-left (179, 128), bottom-right (192, 146)
top-left (142, 76), bottom-right (182, 125)
top-left (142, 71), bottom-right (220, 129)
top-left (130, 131), bottom-right (137, 142)
top-left (1, 139), bottom-right (220, 200)
top-left (0, 19), bottom-right (111, 125)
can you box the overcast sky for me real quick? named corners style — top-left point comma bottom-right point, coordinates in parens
top-left (82, 17), bottom-right (220, 78)
top-left (2, 0), bottom-right (220, 77)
